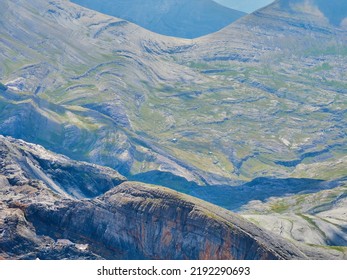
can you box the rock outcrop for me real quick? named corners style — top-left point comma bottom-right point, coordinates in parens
top-left (24, 182), bottom-right (306, 260)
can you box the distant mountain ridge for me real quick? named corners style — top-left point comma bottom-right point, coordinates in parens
top-left (213, 0), bottom-right (274, 13)
top-left (70, 0), bottom-right (246, 38)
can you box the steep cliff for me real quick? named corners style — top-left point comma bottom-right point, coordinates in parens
top-left (24, 182), bottom-right (305, 260)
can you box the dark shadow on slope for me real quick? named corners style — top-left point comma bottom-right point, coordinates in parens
top-left (130, 171), bottom-right (201, 194)
top-left (131, 171), bottom-right (344, 211)
top-left (328, 231), bottom-right (347, 247)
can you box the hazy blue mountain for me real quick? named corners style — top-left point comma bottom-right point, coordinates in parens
top-left (213, 0), bottom-right (274, 13)
top-left (70, 0), bottom-right (246, 38)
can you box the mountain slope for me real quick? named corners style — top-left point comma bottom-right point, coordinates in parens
top-left (0, 135), bottom-right (126, 198)
top-left (71, 0), bottom-right (246, 38)
top-left (169, 0), bottom-right (346, 182)
top-left (0, 0), bottom-right (345, 187)
top-left (0, 0), bottom-right (212, 185)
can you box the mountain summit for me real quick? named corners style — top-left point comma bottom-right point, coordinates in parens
top-left (71, 0), bottom-right (246, 38)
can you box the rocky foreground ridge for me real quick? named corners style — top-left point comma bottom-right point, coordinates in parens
top-left (0, 135), bottom-right (341, 260)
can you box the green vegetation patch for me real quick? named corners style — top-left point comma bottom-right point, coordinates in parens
top-left (270, 201), bottom-right (290, 213)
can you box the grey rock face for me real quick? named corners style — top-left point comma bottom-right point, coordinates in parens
top-left (0, 204), bottom-right (102, 260)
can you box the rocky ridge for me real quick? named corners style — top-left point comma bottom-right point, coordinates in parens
top-left (0, 135), bottom-right (341, 259)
